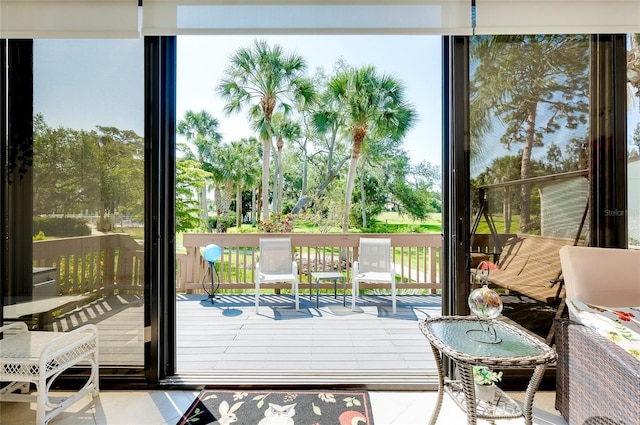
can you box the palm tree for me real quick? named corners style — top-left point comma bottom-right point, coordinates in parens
top-left (326, 65), bottom-right (416, 232)
top-left (217, 39), bottom-right (315, 222)
top-left (177, 110), bottom-right (222, 226)
top-left (270, 113), bottom-right (301, 214)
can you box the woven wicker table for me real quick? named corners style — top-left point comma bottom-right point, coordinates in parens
top-left (0, 322), bottom-right (99, 425)
top-left (419, 316), bottom-right (556, 425)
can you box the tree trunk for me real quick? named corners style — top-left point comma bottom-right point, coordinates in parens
top-left (343, 131), bottom-right (363, 233)
top-left (276, 136), bottom-right (284, 214)
top-left (519, 107), bottom-right (537, 232)
top-left (214, 187), bottom-right (222, 233)
top-left (199, 185), bottom-right (208, 224)
top-left (261, 136), bottom-right (271, 222)
top-left (251, 187), bottom-right (257, 225)
top-left (235, 186), bottom-right (242, 228)
top-left (360, 173), bottom-right (367, 228)
top-left (503, 186), bottom-right (512, 233)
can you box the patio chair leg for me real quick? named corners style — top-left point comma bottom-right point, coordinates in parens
top-left (255, 281), bottom-right (260, 314)
top-left (351, 280), bottom-right (357, 311)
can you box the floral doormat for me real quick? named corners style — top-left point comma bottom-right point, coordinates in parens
top-left (177, 389), bottom-right (375, 424)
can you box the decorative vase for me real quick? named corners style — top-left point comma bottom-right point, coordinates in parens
top-left (474, 383), bottom-right (496, 402)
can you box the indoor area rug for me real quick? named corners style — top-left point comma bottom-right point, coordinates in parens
top-left (177, 389), bottom-right (375, 425)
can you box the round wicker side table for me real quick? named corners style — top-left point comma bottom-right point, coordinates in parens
top-left (419, 316), bottom-right (556, 425)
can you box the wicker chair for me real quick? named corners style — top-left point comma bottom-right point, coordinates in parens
top-left (555, 246), bottom-right (640, 424)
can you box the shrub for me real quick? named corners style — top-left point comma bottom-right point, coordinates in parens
top-left (259, 213), bottom-right (294, 233)
top-left (33, 217), bottom-right (91, 237)
top-left (208, 213), bottom-right (237, 233)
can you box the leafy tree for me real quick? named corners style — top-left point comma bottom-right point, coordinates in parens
top-left (290, 66), bottom-right (351, 214)
top-left (177, 110), bottom-right (222, 225)
top-left (325, 65), bottom-right (416, 232)
top-left (230, 138), bottom-right (261, 227)
top-left (470, 35), bottom-right (589, 232)
top-left (176, 159), bottom-right (210, 232)
top-left (94, 126), bottom-right (144, 230)
top-left (33, 116), bottom-right (144, 227)
top-left (217, 39), bottom-right (315, 222)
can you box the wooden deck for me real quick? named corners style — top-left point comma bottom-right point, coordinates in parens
top-left (42, 292), bottom-right (554, 388)
top-left (44, 293), bottom-right (441, 388)
top-left (173, 293), bottom-right (441, 388)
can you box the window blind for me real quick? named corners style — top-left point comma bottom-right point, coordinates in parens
top-left (142, 1), bottom-right (472, 35)
top-left (142, 0), bottom-right (640, 36)
top-left (0, 0), bottom-right (139, 38)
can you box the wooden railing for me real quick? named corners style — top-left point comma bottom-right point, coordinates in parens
top-left (33, 234), bottom-right (144, 296)
top-left (179, 233), bottom-right (442, 294)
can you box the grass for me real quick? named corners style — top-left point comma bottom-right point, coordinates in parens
top-left (473, 214), bottom-right (521, 234)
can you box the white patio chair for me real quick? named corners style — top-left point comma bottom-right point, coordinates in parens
top-left (255, 237), bottom-right (299, 313)
top-left (352, 237), bottom-right (396, 314)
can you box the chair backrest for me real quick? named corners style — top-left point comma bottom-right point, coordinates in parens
top-left (559, 245), bottom-right (640, 306)
top-left (358, 238), bottom-right (392, 273)
top-left (259, 237), bottom-right (293, 274)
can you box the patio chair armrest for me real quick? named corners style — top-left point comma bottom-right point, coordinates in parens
top-left (0, 321), bottom-right (28, 335)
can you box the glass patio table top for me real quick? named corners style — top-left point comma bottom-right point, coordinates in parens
top-left (420, 316), bottom-right (556, 367)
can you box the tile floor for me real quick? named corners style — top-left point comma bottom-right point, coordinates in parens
top-left (0, 389), bottom-right (567, 424)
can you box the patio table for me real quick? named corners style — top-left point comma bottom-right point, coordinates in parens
top-left (419, 316), bottom-right (556, 425)
top-left (309, 271), bottom-right (346, 308)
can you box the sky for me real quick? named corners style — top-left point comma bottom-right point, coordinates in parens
top-left (32, 35), bottom-right (443, 167)
top-left (32, 36), bottom-right (640, 172)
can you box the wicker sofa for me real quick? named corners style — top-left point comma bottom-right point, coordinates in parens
top-left (555, 246), bottom-right (640, 424)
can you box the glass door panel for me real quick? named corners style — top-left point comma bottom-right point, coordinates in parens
top-left (30, 38), bottom-right (145, 368)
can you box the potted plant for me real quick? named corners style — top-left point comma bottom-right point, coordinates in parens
top-left (472, 365), bottom-right (503, 402)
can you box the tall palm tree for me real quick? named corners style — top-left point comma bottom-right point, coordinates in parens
top-left (270, 112), bottom-right (301, 214)
top-left (326, 65), bottom-right (416, 232)
top-left (177, 110), bottom-right (222, 225)
top-left (217, 39), bottom-right (315, 222)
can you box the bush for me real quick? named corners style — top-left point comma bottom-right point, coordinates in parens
top-left (208, 213), bottom-right (237, 233)
top-left (259, 213), bottom-right (294, 233)
top-left (33, 217), bottom-right (91, 237)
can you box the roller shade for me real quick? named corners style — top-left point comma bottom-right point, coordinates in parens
top-left (475, 0), bottom-right (640, 35)
top-left (142, 0), bottom-right (640, 36)
top-left (142, 1), bottom-right (472, 35)
top-left (0, 0), bottom-right (139, 38)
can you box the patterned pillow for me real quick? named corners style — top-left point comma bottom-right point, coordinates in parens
top-left (567, 300), bottom-right (640, 361)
